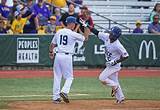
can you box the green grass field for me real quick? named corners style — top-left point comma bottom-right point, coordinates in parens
top-left (0, 77), bottom-right (160, 108)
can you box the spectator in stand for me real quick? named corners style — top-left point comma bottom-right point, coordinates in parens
top-left (12, 0), bottom-right (19, 12)
top-left (0, 0), bottom-right (11, 20)
top-left (67, 0), bottom-right (83, 13)
top-left (54, 8), bottom-right (61, 26)
top-left (27, 0), bottom-right (34, 11)
top-left (11, 11), bottom-right (27, 34)
top-left (77, 5), bottom-right (94, 40)
top-left (59, 3), bottom-right (78, 31)
top-left (33, 0), bottom-right (51, 26)
top-left (150, 3), bottom-right (160, 22)
top-left (11, 0), bottom-right (20, 12)
top-left (45, 16), bottom-right (56, 34)
top-left (78, 5), bottom-right (87, 16)
top-left (0, 19), bottom-right (7, 33)
top-left (54, 8), bottom-right (63, 32)
top-left (0, 0), bottom-right (11, 30)
top-left (10, 0), bottom-right (19, 22)
top-left (148, 14), bottom-right (160, 34)
top-left (11, 10), bottom-right (31, 34)
top-left (23, 0), bottom-right (39, 34)
top-left (133, 20), bottom-right (144, 33)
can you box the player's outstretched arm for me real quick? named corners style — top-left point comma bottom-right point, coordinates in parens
top-left (79, 18), bottom-right (100, 36)
top-left (90, 27), bottom-right (99, 36)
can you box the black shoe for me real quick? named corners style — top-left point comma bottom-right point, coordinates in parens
top-left (111, 89), bottom-right (114, 97)
top-left (116, 99), bottom-right (125, 104)
top-left (53, 98), bottom-right (61, 104)
top-left (60, 92), bottom-right (69, 103)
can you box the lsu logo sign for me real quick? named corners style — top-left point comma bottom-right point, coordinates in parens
top-left (17, 38), bottom-right (39, 63)
top-left (94, 44), bottom-right (105, 54)
top-left (138, 40), bottom-right (157, 60)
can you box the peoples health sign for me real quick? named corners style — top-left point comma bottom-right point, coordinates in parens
top-left (17, 38), bottom-right (39, 63)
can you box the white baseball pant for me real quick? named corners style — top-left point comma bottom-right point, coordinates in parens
top-left (53, 53), bottom-right (74, 100)
top-left (99, 66), bottom-right (125, 101)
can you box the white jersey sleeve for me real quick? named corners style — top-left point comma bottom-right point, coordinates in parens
top-left (72, 31), bottom-right (85, 42)
top-left (98, 32), bottom-right (109, 42)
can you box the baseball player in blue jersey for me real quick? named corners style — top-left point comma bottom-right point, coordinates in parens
top-left (80, 19), bottom-right (129, 103)
top-left (49, 16), bottom-right (89, 104)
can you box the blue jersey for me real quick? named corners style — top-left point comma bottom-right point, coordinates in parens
top-left (33, 3), bottom-right (51, 25)
top-left (133, 28), bottom-right (144, 33)
top-left (148, 22), bottom-right (160, 33)
top-left (33, 3), bottom-right (51, 19)
top-left (0, 4), bottom-right (11, 18)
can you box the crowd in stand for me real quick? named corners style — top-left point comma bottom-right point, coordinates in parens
top-left (0, 0), bottom-right (160, 35)
top-left (0, 0), bottom-right (89, 35)
top-left (132, 2), bottom-right (160, 34)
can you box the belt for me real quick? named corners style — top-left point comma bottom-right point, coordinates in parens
top-left (64, 52), bottom-right (69, 55)
top-left (56, 52), bottom-right (71, 55)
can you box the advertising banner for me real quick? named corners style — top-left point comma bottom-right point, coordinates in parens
top-left (0, 34), bottom-right (160, 67)
top-left (17, 38), bottom-right (39, 63)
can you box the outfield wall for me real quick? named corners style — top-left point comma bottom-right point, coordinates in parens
top-left (0, 34), bottom-right (160, 67)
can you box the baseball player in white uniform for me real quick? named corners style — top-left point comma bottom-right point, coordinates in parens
top-left (92, 26), bottom-right (129, 103)
top-left (49, 16), bottom-right (89, 104)
top-left (80, 19), bottom-right (129, 103)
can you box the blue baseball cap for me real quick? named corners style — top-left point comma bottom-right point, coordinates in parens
top-left (66, 16), bottom-right (77, 24)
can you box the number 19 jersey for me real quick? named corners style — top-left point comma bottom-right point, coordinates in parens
top-left (52, 28), bottom-right (85, 54)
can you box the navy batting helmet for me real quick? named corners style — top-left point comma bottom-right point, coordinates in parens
top-left (66, 16), bottom-right (77, 24)
top-left (110, 26), bottom-right (122, 38)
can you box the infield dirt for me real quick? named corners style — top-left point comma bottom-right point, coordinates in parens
top-left (8, 100), bottom-right (160, 110)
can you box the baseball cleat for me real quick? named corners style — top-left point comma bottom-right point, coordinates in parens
top-left (60, 92), bottom-right (69, 103)
top-left (111, 87), bottom-right (118, 97)
top-left (53, 98), bottom-right (61, 104)
top-left (116, 99), bottom-right (125, 104)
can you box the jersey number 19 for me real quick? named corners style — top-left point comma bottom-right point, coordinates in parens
top-left (60, 35), bottom-right (68, 45)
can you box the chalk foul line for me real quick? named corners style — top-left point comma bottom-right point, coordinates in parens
top-left (0, 93), bottom-right (89, 98)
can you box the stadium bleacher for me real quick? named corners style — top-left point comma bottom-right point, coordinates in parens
top-left (82, 0), bottom-right (160, 33)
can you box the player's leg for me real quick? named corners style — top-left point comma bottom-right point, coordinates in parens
top-left (99, 67), bottom-right (120, 89)
top-left (109, 72), bottom-right (125, 103)
top-left (61, 55), bottom-right (73, 94)
top-left (53, 55), bottom-right (62, 103)
top-left (60, 55), bottom-right (73, 103)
